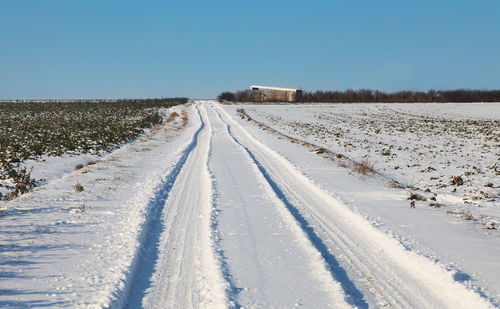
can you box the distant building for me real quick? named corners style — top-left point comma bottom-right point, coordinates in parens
top-left (250, 85), bottom-right (302, 102)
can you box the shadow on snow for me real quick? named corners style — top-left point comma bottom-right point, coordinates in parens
top-left (218, 110), bottom-right (369, 309)
top-left (110, 107), bottom-right (205, 308)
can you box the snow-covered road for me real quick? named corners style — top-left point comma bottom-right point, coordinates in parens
top-left (120, 101), bottom-right (492, 308)
top-left (1, 101), bottom-right (496, 308)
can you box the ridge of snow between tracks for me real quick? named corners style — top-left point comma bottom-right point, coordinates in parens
top-left (112, 104), bottom-right (227, 308)
top-left (142, 104), bottom-right (228, 308)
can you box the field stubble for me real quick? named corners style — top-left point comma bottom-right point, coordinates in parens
top-left (243, 103), bottom-right (500, 229)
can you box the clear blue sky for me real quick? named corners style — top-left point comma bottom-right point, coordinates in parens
top-left (1, 0), bottom-right (499, 99)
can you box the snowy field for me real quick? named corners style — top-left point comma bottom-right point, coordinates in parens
top-left (237, 103), bottom-right (500, 227)
top-left (1, 101), bottom-right (499, 308)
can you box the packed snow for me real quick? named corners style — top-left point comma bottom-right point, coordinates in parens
top-left (1, 101), bottom-right (498, 308)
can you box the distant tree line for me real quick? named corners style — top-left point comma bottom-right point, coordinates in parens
top-left (217, 89), bottom-right (500, 103)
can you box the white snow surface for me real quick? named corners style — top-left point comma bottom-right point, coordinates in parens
top-left (0, 101), bottom-right (498, 308)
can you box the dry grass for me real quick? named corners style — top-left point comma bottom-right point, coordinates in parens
top-left (429, 202), bottom-right (444, 208)
top-left (389, 180), bottom-right (406, 189)
top-left (144, 109), bottom-right (188, 138)
top-left (181, 110), bottom-right (188, 126)
top-left (447, 209), bottom-right (475, 221)
top-left (75, 160), bottom-right (100, 171)
top-left (166, 112), bottom-right (180, 123)
top-left (408, 192), bottom-right (427, 201)
top-left (451, 175), bottom-right (464, 186)
top-left (75, 182), bottom-right (84, 192)
top-left (144, 121), bottom-right (168, 139)
top-left (353, 158), bottom-right (376, 175)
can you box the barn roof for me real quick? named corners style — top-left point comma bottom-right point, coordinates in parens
top-left (250, 85), bottom-right (298, 92)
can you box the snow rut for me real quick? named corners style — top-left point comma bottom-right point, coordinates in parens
top-left (140, 104), bottom-right (227, 308)
top-left (207, 106), bottom-right (353, 308)
top-left (214, 103), bottom-right (493, 309)
top-left (113, 104), bottom-right (227, 308)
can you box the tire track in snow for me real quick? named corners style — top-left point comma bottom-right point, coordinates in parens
top-left (208, 106), bottom-right (354, 308)
top-left (206, 106), bottom-right (243, 308)
top-left (212, 108), bottom-right (365, 308)
top-left (111, 105), bottom-right (211, 308)
top-left (140, 103), bottom-right (227, 308)
top-left (214, 102), bottom-right (494, 308)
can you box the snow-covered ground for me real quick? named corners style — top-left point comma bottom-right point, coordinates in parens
top-left (1, 101), bottom-right (498, 308)
top-left (237, 103), bottom-right (500, 228)
top-left (0, 105), bottom-right (195, 307)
